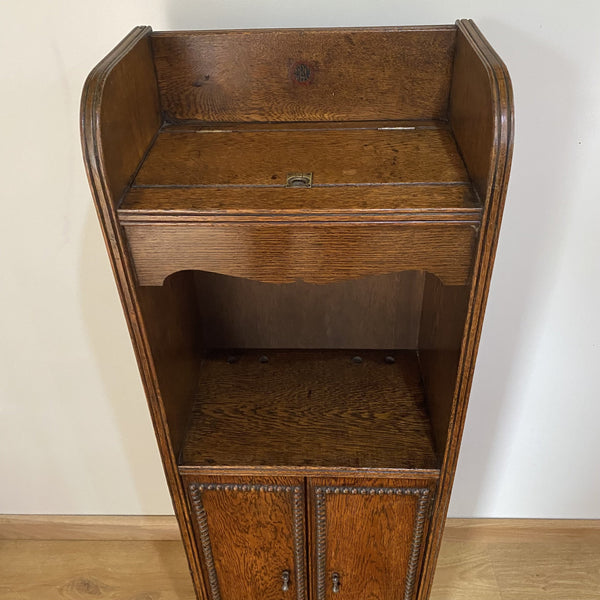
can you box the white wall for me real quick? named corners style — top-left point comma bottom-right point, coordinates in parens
top-left (1, 1), bottom-right (599, 517)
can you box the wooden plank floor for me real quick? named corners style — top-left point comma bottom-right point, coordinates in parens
top-left (0, 518), bottom-right (599, 600)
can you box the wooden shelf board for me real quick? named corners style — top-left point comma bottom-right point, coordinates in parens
top-left (134, 123), bottom-right (469, 188)
top-left (119, 184), bottom-right (481, 223)
top-left (160, 119), bottom-right (446, 132)
top-left (120, 121), bottom-right (480, 224)
top-left (179, 350), bottom-right (439, 471)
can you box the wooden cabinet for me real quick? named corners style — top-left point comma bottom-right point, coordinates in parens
top-left (181, 475), bottom-right (435, 600)
top-left (81, 20), bottom-right (513, 600)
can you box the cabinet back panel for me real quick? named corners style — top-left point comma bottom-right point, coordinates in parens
top-left (151, 27), bottom-right (456, 122)
top-left (193, 271), bottom-right (424, 349)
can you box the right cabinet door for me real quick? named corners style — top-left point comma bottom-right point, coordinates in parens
top-left (309, 478), bottom-right (436, 600)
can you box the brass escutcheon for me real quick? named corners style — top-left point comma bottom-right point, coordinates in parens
top-left (285, 172), bottom-right (313, 188)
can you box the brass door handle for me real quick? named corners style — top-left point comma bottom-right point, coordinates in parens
top-left (332, 572), bottom-right (341, 593)
top-left (282, 570), bottom-right (291, 592)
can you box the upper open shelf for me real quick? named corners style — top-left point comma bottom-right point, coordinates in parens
top-left (136, 121), bottom-right (468, 187)
top-left (81, 23), bottom-right (511, 287)
top-left (118, 121), bottom-right (482, 286)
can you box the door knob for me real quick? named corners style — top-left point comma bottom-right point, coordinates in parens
top-left (281, 570), bottom-right (291, 592)
top-left (332, 572), bottom-right (341, 593)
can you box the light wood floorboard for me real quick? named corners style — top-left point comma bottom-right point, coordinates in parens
top-left (0, 518), bottom-right (598, 599)
top-left (0, 515), bottom-right (180, 541)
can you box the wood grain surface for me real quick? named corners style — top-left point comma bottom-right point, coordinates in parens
top-left (136, 272), bottom-right (203, 456)
top-left (81, 20), bottom-right (514, 600)
top-left (0, 515), bottom-right (180, 541)
top-left (2, 520), bottom-right (599, 600)
top-left (119, 184), bottom-right (481, 223)
top-left (180, 350), bottom-right (438, 470)
top-left (194, 270), bottom-right (425, 350)
top-left (415, 20), bottom-right (514, 600)
top-left (85, 28), bottom-right (161, 209)
top-left (151, 27), bottom-right (456, 122)
top-left (418, 274), bottom-right (470, 456)
top-left (449, 25), bottom-right (496, 200)
top-left (0, 540), bottom-right (192, 600)
top-left (133, 126), bottom-right (468, 186)
top-left (162, 119), bottom-right (444, 131)
top-left (308, 478), bottom-right (435, 600)
top-left (80, 27), bottom-right (210, 599)
top-left (124, 223), bottom-right (478, 287)
top-left (182, 475), bottom-right (306, 600)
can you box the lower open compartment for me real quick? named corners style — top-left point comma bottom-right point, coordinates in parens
top-left (134, 268), bottom-right (470, 474)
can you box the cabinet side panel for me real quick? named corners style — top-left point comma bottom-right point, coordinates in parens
top-left (93, 34), bottom-right (161, 207)
top-left (418, 275), bottom-right (470, 456)
top-left (417, 19), bottom-right (514, 600)
top-left (449, 28), bottom-right (495, 200)
top-left (151, 27), bottom-right (456, 122)
top-left (137, 272), bottom-right (202, 457)
top-left (81, 28), bottom-right (208, 600)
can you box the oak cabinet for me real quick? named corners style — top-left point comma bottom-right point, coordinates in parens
top-left (182, 475), bottom-right (435, 600)
top-left (81, 20), bottom-right (513, 600)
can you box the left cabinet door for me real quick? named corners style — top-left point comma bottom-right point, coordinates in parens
top-left (183, 475), bottom-right (307, 600)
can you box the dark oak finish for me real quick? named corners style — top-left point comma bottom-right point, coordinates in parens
top-left (193, 271), bottom-right (425, 350)
top-left (124, 223), bottom-right (478, 287)
top-left (80, 26), bottom-right (208, 599)
top-left (163, 119), bottom-right (444, 131)
top-left (308, 478), bottom-right (436, 600)
top-left (88, 30), bottom-right (161, 209)
top-left (151, 28), bottom-right (456, 122)
top-left (81, 20), bottom-right (513, 600)
top-left (450, 26), bottom-right (497, 200)
top-left (180, 350), bottom-right (438, 471)
top-left (136, 273), bottom-right (202, 456)
top-left (418, 274), bottom-right (470, 456)
top-left (416, 20), bottom-right (514, 600)
top-left (134, 126), bottom-right (468, 186)
top-left (119, 184), bottom-right (481, 222)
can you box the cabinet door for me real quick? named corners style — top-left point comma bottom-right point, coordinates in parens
top-left (309, 478), bottom-right (435, 600)
top-left (183, 475), bottom-right (307, 600)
